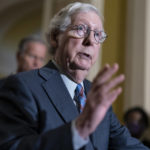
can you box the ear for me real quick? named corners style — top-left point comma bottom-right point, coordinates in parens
top-left (50, 39), bottom-right (57, 48)
top-left (49, 30), bottom-right (58, 48)
top-left (16, 51), bottom-right (24, 63)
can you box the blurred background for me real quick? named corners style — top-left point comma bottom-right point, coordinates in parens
top-left (0, 0), bottom-right (150, 123)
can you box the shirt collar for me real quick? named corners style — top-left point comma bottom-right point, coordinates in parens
top-left (52, 60), bottom-right (84, 99)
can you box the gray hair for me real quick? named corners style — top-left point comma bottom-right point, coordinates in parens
top-left (46, 2), bottom-right (103, 55)
top-left (17, 35), bottom-right (46, 55)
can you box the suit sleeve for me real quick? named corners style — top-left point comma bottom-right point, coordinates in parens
top-left (0, 75), bottom-right (73, 150)
top-left (109, 107), bottom-right (150, 150)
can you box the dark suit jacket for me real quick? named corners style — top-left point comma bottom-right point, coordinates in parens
top-left (0, 77), bottom-right (7, 88)
top-left (0, 61), bottom-right (149, 150)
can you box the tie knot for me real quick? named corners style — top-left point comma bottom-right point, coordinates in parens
top-left (74, 83), bottom-right (86, 113)
top-left (75, 84), bottom-right (84, 97)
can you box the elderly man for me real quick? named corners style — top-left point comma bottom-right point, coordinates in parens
top-left (0, 2), bottom-right (149, 150)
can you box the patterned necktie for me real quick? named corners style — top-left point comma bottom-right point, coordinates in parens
top-left (74, 83), bottom-right (86, 113)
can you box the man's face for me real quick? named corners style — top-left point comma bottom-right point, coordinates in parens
top-left (17, 42), bottom-right (47, 72)
top-left (54, 11), bottom-right (102, 75)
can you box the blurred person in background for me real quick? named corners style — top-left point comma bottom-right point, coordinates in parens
top-left (16, 35), bottom-right (48, 72)
top-left (124, 107), bottom-right (150, 147)
top-left (0, 35), bottom-right (48, 87)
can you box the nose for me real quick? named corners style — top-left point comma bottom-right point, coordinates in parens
top-left (82, 31), bottom-right (95, 46)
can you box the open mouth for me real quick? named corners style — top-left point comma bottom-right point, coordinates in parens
top-left (78, 52), bottom-right (92, 60)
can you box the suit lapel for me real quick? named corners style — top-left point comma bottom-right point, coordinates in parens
top-left (39, 61), bottom-right (79, 123)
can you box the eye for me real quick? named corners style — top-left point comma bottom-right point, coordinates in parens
top-left (78, 25), bottom-right (84, 30)
top-left (78, 24), bottom-right (87, 37)
top-left (94, 31), bottom-right (107, 43)
top-left (94, 31), bottom-right (101, 41)
top-left (77, 24), bottom-right (86, 36)
top-left (95, 31), bottom-right (100, 37)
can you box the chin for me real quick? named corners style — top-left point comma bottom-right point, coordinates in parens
top-left (70, 62), bottom-right (90, 70)
top-left (79, 64), bottom-right (90, 70)
top-left (79, 61), bottom-right (92, 69)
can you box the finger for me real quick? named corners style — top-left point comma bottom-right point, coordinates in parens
top-left (94, 63), bottom-right (119, 86)
top-left (90, 87), bottom-right (123, 110)
top-left (107, 87), bottom-right (123, 105)
top-left (93, 64), bottom-right (110, 83)
top-left (101, 74), bottom-right (125, 94)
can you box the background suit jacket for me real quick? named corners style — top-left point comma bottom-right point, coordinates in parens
top-left (0, 61), bottom-right (149, 150)
top-left (0, 77), bottom-right (7, 88)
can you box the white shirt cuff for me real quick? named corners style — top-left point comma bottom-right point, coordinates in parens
top-left (71, 120), bottom-right (89, 150)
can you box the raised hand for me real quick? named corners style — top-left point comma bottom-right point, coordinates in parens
top-left (76, 63), bottom-right (125, 138)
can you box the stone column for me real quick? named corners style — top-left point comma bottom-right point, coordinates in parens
top-left (124, 0), bottom-right (150, 114)
top-left (41, 0), bottom-right (53, 39)
top-left (144, 0), bottom-right (150, 114)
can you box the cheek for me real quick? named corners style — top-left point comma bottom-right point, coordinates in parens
top-left (92, 47), bottom-right (101, 63)
top-left (24, 58), bottom-right (32, 66)
top-left (64, 38), bottom-right (80, 58)
top-left (58, 32), bottom-right (82, 57)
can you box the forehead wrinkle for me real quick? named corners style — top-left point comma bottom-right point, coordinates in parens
top-left (71, 12), bottom-right (102, 30)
